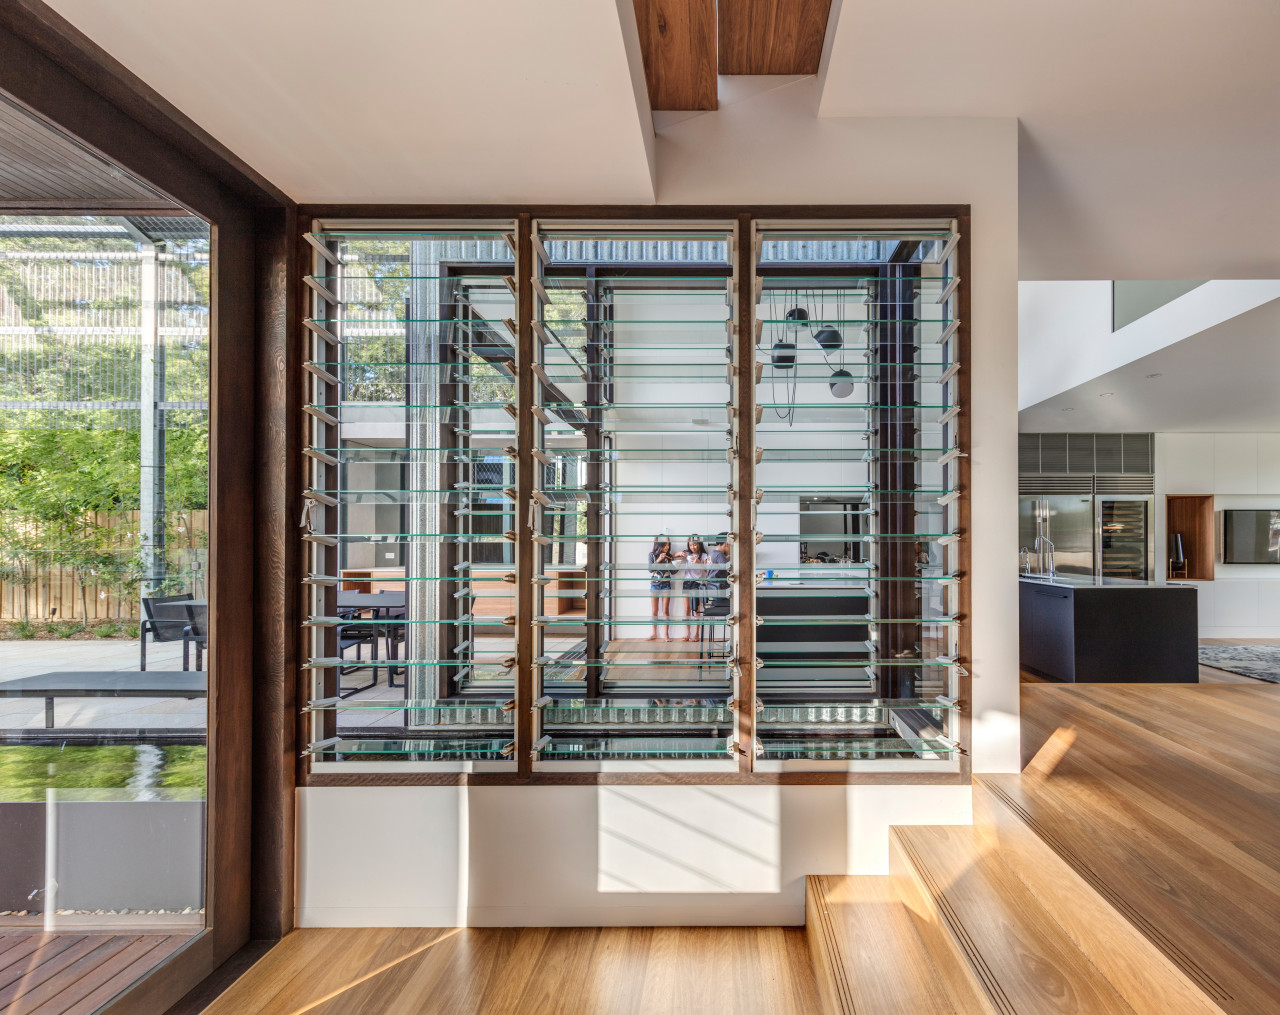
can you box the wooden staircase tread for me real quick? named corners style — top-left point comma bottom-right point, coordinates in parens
top-left (973, 778), bottom-right (1226, 1015)
top-left (891, 824), bottom-right (1143, 1015)
top-left (806, 875), bottom-right (975, 1015)
top-left (982, 768), bottom-right (1280, 1015)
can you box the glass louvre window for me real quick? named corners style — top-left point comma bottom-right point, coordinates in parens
top-left (302, 226), bottom-right (521, 765)
top-left (531, 224), bottom-right (740, 766)
top-left (300, 216), bottom-right (966, 772)
top-left (750, 224), bottom-right (962, 767)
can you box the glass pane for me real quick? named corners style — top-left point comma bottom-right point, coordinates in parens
top-left (751, 224), bottom-right (962, 759)
top-left (532, 225), bottom-right (739, 760)
top-left (302, 229), bottom-right (520, 761)
top-left (0, 214), bottom-right (209, 936)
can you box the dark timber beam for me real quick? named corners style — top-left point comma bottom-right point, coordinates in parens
top-left (718, 0), bottom-right (833, 75)
top-left (633, 0), bottom-right (718, 111)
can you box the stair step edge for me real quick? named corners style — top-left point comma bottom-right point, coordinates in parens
top-left (972, 776), bottom-right (1229, 1014)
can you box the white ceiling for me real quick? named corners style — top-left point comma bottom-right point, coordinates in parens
top-left (818, 0), bottom-right (1280, 280)
top-left (36, 0), bottom-right (1280, 280)
top-left (41, 0), bottom-right (657, 205)
top-left (1018, 297), bottom-right (1280, 432)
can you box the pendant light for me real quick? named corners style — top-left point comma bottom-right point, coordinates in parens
top-left (828, 369), bottom-right (855, 398)
top-left (813, 327), bottom-right (843, 354)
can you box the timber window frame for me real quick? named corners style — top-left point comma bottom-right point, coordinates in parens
top-left (298, 205), bottom-right (971, 788)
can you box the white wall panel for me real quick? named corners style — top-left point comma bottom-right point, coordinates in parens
top-left (1161, 433), bottom-right (1214, 493)
top-left (296, 787), bottom-right (467, 927)
top-left (1214, 434), bottom-right (1259, 494)
top-left (1210, 580), bottom-right (1259, 630)
top-left (1257, 434), bottom-right (1280, 492)
top-left (1256, 581), bottom-right (1280, 632)
top-left (296, 784), bottom-right (971, 927)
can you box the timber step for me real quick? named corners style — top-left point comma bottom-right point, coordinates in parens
top-left (805, 875), bottom-right (987, 1015)
top-left (892, 826), bottom-right (1130, 1015)
top-left (972, 776), bottom-right (1225, 1015)
top-left (807, 807), bottom-right (1224, 1015)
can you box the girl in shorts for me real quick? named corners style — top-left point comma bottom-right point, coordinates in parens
top-left (647, 537), bottom-right (681, 640)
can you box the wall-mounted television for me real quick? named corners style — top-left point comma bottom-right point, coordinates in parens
top-left (1222, 509), bottom-right (1280, 564)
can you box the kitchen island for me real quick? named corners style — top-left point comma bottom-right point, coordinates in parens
top-left (1019, 575), bottom-right (1198, 683)
top-left (756, 579), bottom-right (870, 693)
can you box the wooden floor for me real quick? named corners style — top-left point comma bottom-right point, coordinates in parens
top-left (200, 926), bottom-right (819, 1015)
top-left (0, 932), bottom-right (190, 1015)
top-left (203, 667), bottom-right (1280, 1015)
top-left (1013, 679), bottom-right (1280, 1015)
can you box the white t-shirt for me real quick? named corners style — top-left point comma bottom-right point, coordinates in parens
top-left (679, 552), bottom-right (709, 581)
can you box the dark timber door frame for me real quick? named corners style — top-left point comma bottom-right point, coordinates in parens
top-left (0, 4), bottom-right (299, 1012)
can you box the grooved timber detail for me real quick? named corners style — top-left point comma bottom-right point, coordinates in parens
top-left (973, 778), bottom-right (1225, 1015)
top-left (1014, 681), bottom-right (1280, 1014)
top-left (891, 824), bottom-right (1147, 1015)
top-left (805, 875), bottom-right (970, 1015)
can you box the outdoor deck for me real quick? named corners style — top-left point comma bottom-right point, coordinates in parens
top-left (0, 930), bottom-right (193, 1015)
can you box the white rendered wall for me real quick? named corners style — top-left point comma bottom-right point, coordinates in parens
top-left (1156, 432), bottom-right (1280, 638)
top-left (296, 784), bottom-right (972, 926)
top-left (297, 81), bottom-right (1020, 928)
top-left (1019, 280), bottom-right (1280, 410)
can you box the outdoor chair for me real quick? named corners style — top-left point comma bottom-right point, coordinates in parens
top-left (337, 610), bottom-right (381, 697)
top-left (140, 593), bottom-right (195, 671)
top-left (183, 602), bottom-right (208, 671)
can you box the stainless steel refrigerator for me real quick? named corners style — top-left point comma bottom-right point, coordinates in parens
top-left (1019, 495), bottom-right (1154, 580)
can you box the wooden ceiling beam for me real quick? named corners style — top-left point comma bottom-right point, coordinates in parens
top-left (633, 0), bottom-right (718, 111)
top-left (718, 0), bottom-right (832, 75)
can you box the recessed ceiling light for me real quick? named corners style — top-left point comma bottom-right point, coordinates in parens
top-left (1098, 392), bottom-right (1114, 397)
top-left (1145, 372), bottom-right (1163, 378)
top-left (1060, 407), bottom-right (1075, 412)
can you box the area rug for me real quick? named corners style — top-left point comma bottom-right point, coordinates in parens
top-left (1198, 644), bottom-right (1280, 683)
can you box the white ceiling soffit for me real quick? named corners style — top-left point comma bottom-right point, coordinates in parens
top-left (42, 0), bottom-right (657, 205)
top-left (1018, 297), bottom-right (1280, 433)
top-left (818, 0), bottom-right (1280, 281)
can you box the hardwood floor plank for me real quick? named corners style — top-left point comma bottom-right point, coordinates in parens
top-left (1073, 685), bottom-right (1280, 770)
top-left (254, 928), bottom-right (449, 1015)
top-left (974, 779), bottom-right (1224, 1015)
top-left (894, 824), bottom-right (1141, 1015)
top-left (201, 925), bottom-right (818, 1015)
top-left (779, 926), bottom-right (823, 1014)
top-left (1031, 732), bottom-right (1280, 903)
top-left (1024, 692), bottom-right (1280, 824)
top-left (1017, 683), bottom-right (1280, 1014)
top-left (316, 931), bottom-right (475, 1015)
top-left (0, 935), bottom-right (43, 962)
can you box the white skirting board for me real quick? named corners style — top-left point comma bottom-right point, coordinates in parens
top-left (295, 783), bottom-right (973, 927)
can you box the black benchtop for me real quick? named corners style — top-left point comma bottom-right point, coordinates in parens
top-left (1020, 574), bottom-right (1191, 589)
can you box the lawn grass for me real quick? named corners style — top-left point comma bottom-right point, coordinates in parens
top-left (0, 745), bottom-right (207, 802)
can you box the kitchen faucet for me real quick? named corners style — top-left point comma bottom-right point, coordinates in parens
top-left (1034, 535), bottom-right (1055, 579)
